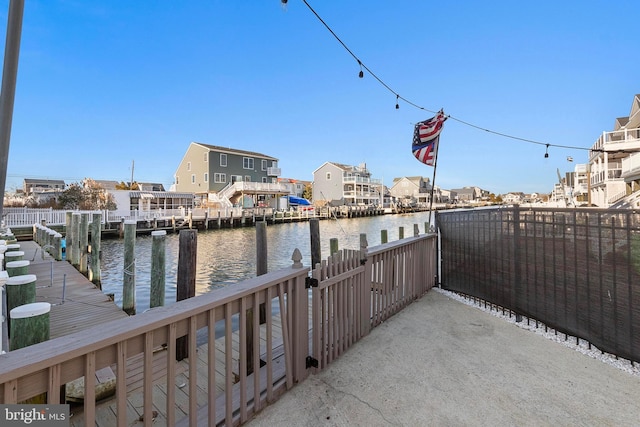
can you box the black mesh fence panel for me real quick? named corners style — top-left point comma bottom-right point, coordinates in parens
top-left (437, 206), bottom-right (640, 363)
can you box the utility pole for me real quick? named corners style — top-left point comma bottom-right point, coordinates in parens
top-left (0, 0), bottom-right (25, 224)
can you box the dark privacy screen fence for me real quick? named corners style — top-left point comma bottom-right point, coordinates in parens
top-left (437, 206), bottom-right (640, 363)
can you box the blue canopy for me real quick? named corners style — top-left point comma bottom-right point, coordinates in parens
top-left (288, 195), bottom-right (311, 206)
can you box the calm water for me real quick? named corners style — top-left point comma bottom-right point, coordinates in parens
top-left (100, 211), bottom-right (434, 312)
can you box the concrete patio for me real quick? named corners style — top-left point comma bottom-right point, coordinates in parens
top-left (247, 290), bottom-right (640, 426)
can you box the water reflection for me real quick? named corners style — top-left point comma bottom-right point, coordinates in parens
top-left (100, 211), bottom-right (434, 312)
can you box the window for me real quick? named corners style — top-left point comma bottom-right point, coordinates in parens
top-left (262, 177), bottom-right (268, 183)
top-left (261, 159), bottom-right (267, 171)
top-left (191, 174), bottom-right (195, 184)
top-left (243, 157), bottom-right (254, 170)
top-left (187, 162), bottom-right (191, 171)
top-left (214, 173), bottom-right (226, 183)
top-left (244, 176), bottom-right (251, 182)
top-left (326, 172), bottom-right (331, 180)
top-left (204, 152), bottom-right (208, 162)
top-left (220, 153), bottom-right (227, 167)
top-left (204, 173), bottom-right (208, 183)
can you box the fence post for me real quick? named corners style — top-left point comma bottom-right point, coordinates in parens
top-left (90, 213), bottom-right (101, 287)
top-left (176, 229), bottom-right (197, 361)
top-left (150, 230), bottom-right (166, 308)
top-left (290, 248), bottom-right (309, 383)
top-left (512, 205), bottom-right (522, 322)
top-left (122, 220), bottom-right (136, 315)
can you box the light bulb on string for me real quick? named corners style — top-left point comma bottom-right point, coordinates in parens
top-left (544, 144), bottom-right (549, 158)
top-left (395, 95), bottom-right (400, 109)
top-left (358, 60), bottom-right (364, 78)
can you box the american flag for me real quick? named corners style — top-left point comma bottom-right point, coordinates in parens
top-left (412, 110), bottom-right (447, 166)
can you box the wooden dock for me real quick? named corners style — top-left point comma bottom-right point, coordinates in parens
top-left (17, 240), bottom-right (128, 339)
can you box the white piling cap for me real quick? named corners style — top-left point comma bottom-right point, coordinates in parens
top-left (4, 251), bottom-right (24, 257)
top-left (6, 244), bottom-right (20, 250)
top-left (10, 302), bottom-right (51, 319)
top-left (151, 230), bottom-right (167, 236)
top-left (124, 219), bottom-right (137, 225)
top-left (5, 272), bottom-right (35, 285)
top-left (6, 260), bottom-right (30, 268)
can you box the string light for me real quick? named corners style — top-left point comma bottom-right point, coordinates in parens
top-left (297, 0), bottom-right (624, 156)
top-left (544, 144), bottom-right (549, 158)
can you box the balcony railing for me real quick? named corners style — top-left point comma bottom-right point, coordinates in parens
top-left (590, 127), bottom-right (640, 158)
top-left (621, 152), bottom-right (640, 178)
top-left (267, 167), bottom-right (281, 177)
top-left (343, 176), bottom-right (382, 185)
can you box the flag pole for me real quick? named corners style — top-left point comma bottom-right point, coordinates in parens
top-left (427, 135), bottom-right (440, 231)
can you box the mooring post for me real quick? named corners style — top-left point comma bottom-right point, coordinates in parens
top-left (79, 213), bottom-right (89, 274)
top-left (53, 232), bottom-right (62, 261)
top-left (64, 212), bottom-right (72, 263)
top-left (381, 229), bottom-right (388, 244)
top-left (150, 230), bottom-right (166, 309)
top-left (414, 224), bottom-right (420, 237)
top-left (176, 229), bottom-right (197, 361)
top-left (71, 213), bottom-right (81, 267)
top-left (399, 226), bottom-right (405, 240)
top-left (330, 237), bottom-right (339, 255)
top-left (90, 213), bottom-right (102, 287)
top-left (122, 220), bottom-right (136, 315)
top-left (309, 218), bottom-right (321, 268)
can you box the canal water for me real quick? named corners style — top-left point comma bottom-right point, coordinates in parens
top-left (100, 211), bottom-right (435, 312)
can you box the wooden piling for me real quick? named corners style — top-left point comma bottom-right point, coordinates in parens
top-left (310, 218), bottom-right (321, 268)
top-left (65, 212), bottom-right (72, 260)
top-left (90, 213), bottom-right (102, 287)
top-left (10, 302), bottom-right (50, 350)
top-left (122, 220), bottom-right (136, 316)
top-left (176, 229), bottom-right (197, 361)
top-left (414, 224), bottom-right (419, 237)
top-left (150, 230), bottom-right (166, 309)
top-left (330, 237), bottom-right (339, 255)
top-left (79, 213), bottom-right (89, 274)
top-left (53, 232), bottom-right (62, 261)
top-left (5, 274), bottom-right (37, 331)
top-left (71, 213), bottom-right (81, 267)
top-left (381, 229), bottom-right (388, 244)
top-left (6, 260), bottom-right (29, 277)
top-left (399, 226), bottom-right (405, 240)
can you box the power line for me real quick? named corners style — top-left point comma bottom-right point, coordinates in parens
top-left (298, 0), bottom-right (615, 155)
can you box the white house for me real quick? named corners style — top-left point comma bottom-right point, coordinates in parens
top-left (312, 162), bottom-right (382, 206)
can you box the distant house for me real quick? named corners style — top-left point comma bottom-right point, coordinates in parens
top-left (451, 186), bottom-right (483, 202)
top-left (502, 192), bottom-right (525, 204)
top-left (23, 179), bottom-right (65, 195)
top-left (389, 177), bottom-right (434, 205)
top-left (174, 142), bottom-right (288, 208)
top-left (312, 162), bottom-right (382, 206)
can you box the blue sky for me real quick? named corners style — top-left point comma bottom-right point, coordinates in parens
top-left (1, 0), bottom-right (638, 195)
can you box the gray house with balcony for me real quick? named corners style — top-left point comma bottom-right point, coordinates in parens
top-left (312, 162), bottom-right (382, 206)
top-left (174, 142), bottom-right (287, 208)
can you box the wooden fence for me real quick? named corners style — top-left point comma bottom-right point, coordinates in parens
top-left (0, 233), bottom-right (437, 426)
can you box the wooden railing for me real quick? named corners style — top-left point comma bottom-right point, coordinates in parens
top-left (0, 233), bottom-right (438, 425)
top-left (0, 253), bottom-right (310, 426)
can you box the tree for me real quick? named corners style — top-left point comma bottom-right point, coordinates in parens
top-left (302, 183), bottom-right (313, 201)
top-left (57, 183), bottom-right (85, 209)
top-left (115, 181), bottom-right (140, 190)
top-left (57, 180), bottom-right (117, 210)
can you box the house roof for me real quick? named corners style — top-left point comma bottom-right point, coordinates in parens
top-left (193, 142), bottom-right (278, 161)
top-left (23, 178), bottom-right (65, 185)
